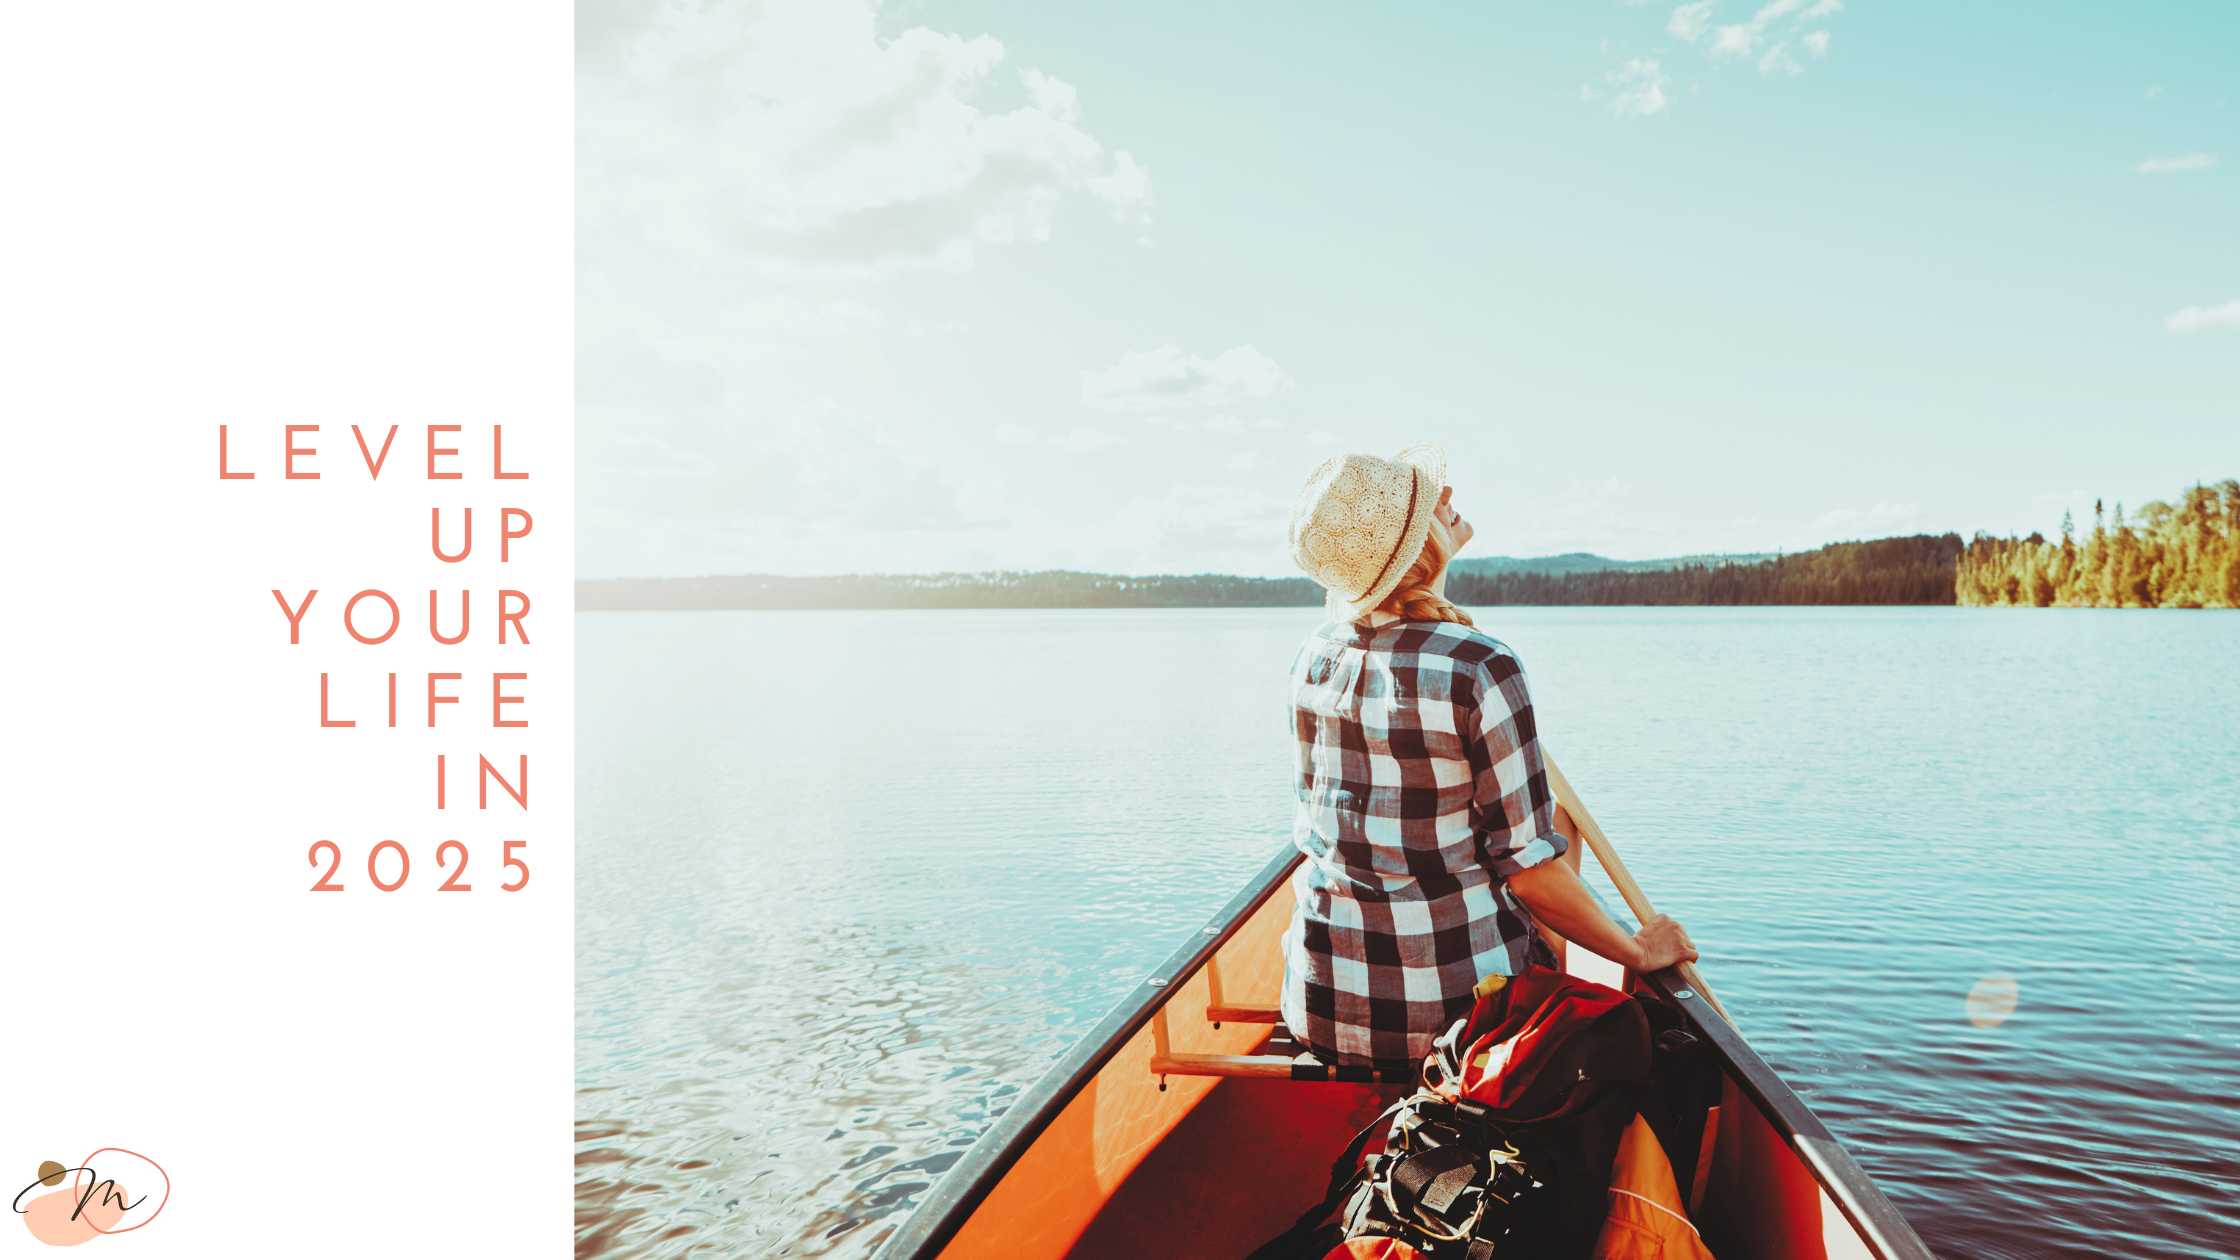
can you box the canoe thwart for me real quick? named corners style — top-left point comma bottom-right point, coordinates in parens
top-left (1206, 1003), bottom-right (1282, 1024)
top-left (1150, 1015), bottom-right (1416, 1084)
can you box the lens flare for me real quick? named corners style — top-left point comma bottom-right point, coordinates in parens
top-left (1965, 973), bottom-right (2020, 1028)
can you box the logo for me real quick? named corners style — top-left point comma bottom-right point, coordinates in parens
top-left (12, 1151), bottom-right (169, 1246)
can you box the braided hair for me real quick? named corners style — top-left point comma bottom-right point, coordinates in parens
top-left (1374, 518), bottom-right (1475, 627)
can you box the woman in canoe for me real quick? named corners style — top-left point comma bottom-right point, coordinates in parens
top-left (1281, 442), bottom-right (1699, 1068)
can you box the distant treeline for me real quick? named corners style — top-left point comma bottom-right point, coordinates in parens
top-left (1956, 480), bottom-right (2240, 608)
top-left (1443, 535), bottom-right (1964, 606)
top-left (578, 536), bottom-right (1956, 610)
top-left (579, 480), bottom-right (2239, 611)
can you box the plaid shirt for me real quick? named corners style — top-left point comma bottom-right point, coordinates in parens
top-left (1278, 616), bottom-right (1570, 1067)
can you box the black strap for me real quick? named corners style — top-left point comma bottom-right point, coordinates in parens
top-left (1389, 1144), bottom-right (1481, 1217)
top-left (1461, 1166), bottom-right (1526, 1260)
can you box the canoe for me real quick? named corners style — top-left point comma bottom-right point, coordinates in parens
top-left (876, 796), bottom-right (1934, 1259)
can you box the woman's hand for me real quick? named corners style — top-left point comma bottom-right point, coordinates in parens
top-left (1630, 914), bottom-right (1698, 973)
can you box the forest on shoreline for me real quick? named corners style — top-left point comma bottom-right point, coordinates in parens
top-left (579, 478), bottom-right (2239, 611)
top-left (1954, 481), bottom-right (2240, 608)
top-left (1445, 535), bottom-right (1961, 606)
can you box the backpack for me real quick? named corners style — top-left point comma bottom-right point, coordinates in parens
top-left (1249, 967), bottom-right (1653, 1260)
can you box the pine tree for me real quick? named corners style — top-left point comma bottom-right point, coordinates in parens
top-left (2090, 501), bottom-right (2114, 606)
top-left (2055, 510), bottom-right (2079, 603)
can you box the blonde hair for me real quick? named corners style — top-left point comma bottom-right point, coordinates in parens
top-left (1375, 518), bottom-right (1475, 626)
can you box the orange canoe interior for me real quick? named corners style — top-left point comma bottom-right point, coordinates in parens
top-left (933, 864), bottom-right (1884, 1259)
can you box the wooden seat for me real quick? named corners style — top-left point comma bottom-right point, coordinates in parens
top-left (1149, 994), bottom-right (1417, 1084)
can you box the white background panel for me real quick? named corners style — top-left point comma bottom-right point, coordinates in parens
top-left (0, 4), bottom-right (571, 1254)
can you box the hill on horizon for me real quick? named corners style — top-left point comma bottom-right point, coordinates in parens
top-left (575, 540), bottom-right (1942, 610)
top-left (582, 548), bottom-right (1781, 589)
top-left (1448, 550), bottom-right (1779, 577)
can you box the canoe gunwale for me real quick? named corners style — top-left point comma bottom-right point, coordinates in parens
top-left (872, 845), bottom-right (1300, 1259)
top-left (876, 844), bottom-right (1935, 1260)
top-left (1632, 967), bottom-right (1935, 1260)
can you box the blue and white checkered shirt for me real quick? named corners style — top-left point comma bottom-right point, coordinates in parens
top-left (1279, 616), bottom-right (1569, 1067)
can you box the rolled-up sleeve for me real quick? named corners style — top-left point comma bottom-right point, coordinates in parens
top-left (1466, 649), bottom-right (1569, 878)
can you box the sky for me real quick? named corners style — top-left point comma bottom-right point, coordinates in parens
top-left (577, 0), bottom-right (2237, 579)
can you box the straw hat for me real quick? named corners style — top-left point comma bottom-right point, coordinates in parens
top-left (1288, 442), bottom-right (1447, 620)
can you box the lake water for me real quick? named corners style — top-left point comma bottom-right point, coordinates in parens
top-left (574, 607), bottom-right (2240, 1260)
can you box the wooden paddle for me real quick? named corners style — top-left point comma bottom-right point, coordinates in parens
top-left (1544, 753), bottom-right (1734, 1024)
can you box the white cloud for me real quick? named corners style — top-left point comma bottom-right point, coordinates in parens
top-left (2134, 152), bottom-right (2217, 175)
top-left (1088, 151), bottom-right (1152, 209)
top-left (1604, 58), bottom-right (1671, 117)
top-left (576, 0), bottom-right (1160, 578)
top-left (1758, 43), bottom-right (1802, 75)
top-left (578, 0), bottom-right (1149, 274)
top-left (1082, 345), bottom-right (1295, 411)
top-left (2164, 300), bottom-right (2240, 334)
top-left (1608, 0), bottom-right (1830, 113)
top-left (1668, 3), bottom-right (1715, 42)
top-left (1019, 67), bottom-right (1078, 121)
top-left (1708, 26), bottom-right (1752, 56)
top-left (1709, 0), bottom-right (1802, 59)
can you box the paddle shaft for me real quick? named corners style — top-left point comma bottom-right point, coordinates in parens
top-left (1543, 754), bottom-right (1733, 1024)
